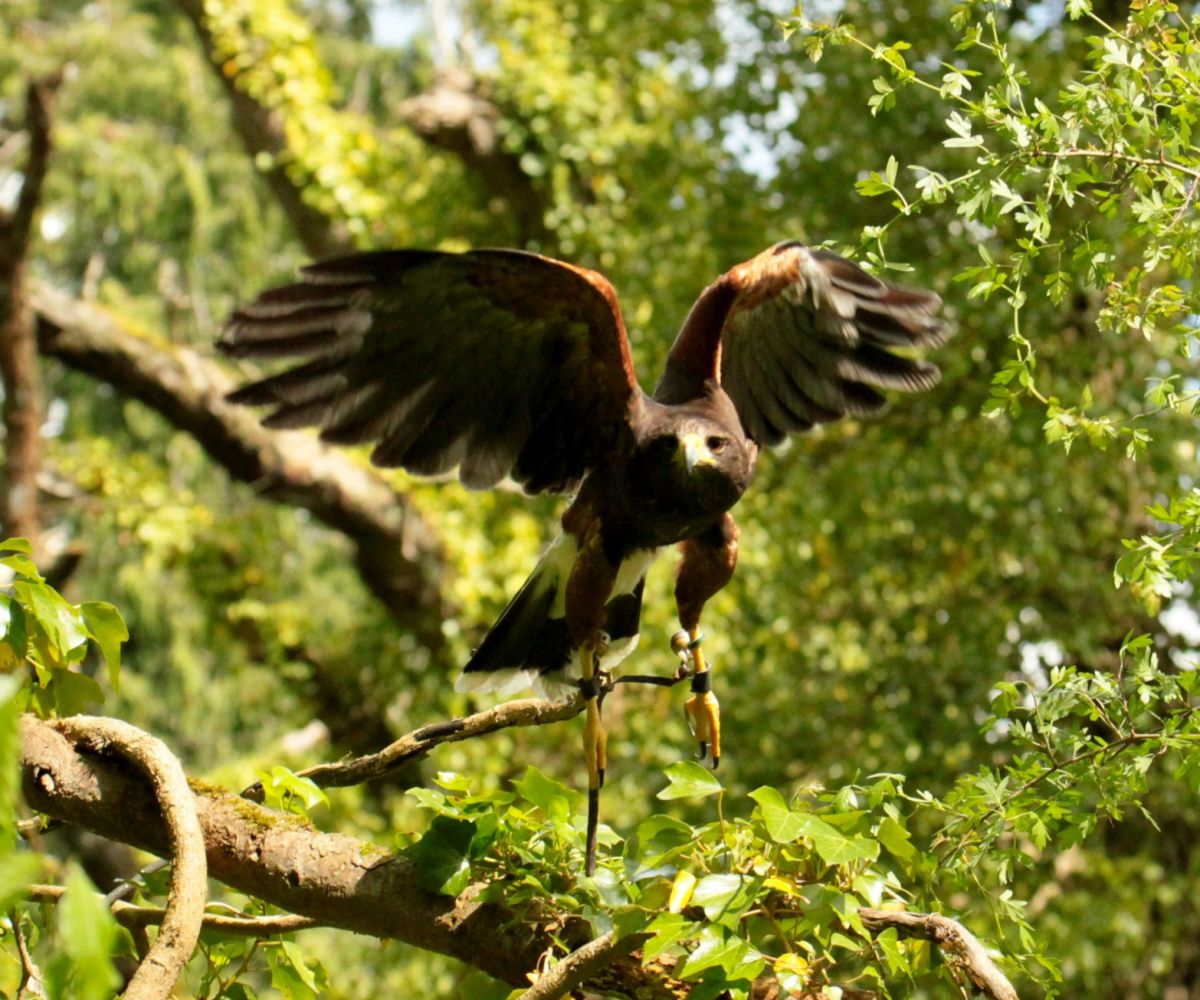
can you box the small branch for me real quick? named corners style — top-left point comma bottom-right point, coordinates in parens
top-left (27, 885), bottom-right (318, 937)
top-left (521, 931), bottom-right (644, 1000)
top-left (9, 909), bottom-right (45, 999)
top-left (243, 692), bottom-right (585, 799)
top-left (51, 717), bottom-right (207, 1000)
top-left (859, 908), bottom-right (1019, 1000)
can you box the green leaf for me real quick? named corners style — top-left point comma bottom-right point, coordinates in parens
top-left (678, 925), bottom-right (764, 980)
top-left (692, 873), bottom-right (757, 922)
top-left (800, 815), bottom-right (880, 866)
top-left (749, 786), bottom-right (807, 842)
top-left (656, 760), bottom-right (722, 800)
top-left (642, 912), bottom-right (696, 962)
top-left (0, 597), bottom-right (29, 671)
top-left (876, 816), bottom-right (916, 863)
top-left (0, 552), bottom-right (42, 580)
top-left (54, 865), bottom-right (122, 1000)
top-left (80, 602), bottom-right (128, 691)
top-left (49, 668), bottom-right (106, 715)
top-left (515, 765), bottom-right (577, 821)
top-left (403, 816), bottom-right (476, 895)
top-left (0, 538), bottom-right (33, 554)
top-left (256, 766), bottom-right (329, 817)
top-left (0, 852), bottom-right (42, 911)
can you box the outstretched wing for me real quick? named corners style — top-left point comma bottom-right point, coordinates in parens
top-left (220, 249), bottom-right (640, 493)
top-left (656, 241), bottom-right (948, 445)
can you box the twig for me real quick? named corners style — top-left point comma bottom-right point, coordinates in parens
top-left (520, 931), bottom-right (644, 1000)
top-left (9, 909), bottom-right (45, 999)
top-left (241, 692), bottom-right (585, 799)
top-left (52, 717), bottom-right (208, 1000)
top-left (26, 885), bottom-right (318, 937)
top-left (859, 908), bottom-right (1019, 1000)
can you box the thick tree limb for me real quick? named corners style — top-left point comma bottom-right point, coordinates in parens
top-left (48, 717), bottom-right (206, 1000)
top-left (19, 714), bottom-right (552, 987)
top-left (859, 908), bottom-right (1019, 1000)
top-left (397, 68), bottom-right (550, 244)
top-left (242, 692), bottom-right (585, 800)
top-left (172, 0), bottom-right (352, 259)
top-left (175, 0), bottom-right (548, 249)
top-left (30, 282), bottom-right (451, 647)
top-left (0, 76), bottom-right (58, 547)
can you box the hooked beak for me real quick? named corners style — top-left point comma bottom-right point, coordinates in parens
top-left (679, 432), bottom-right (715, 473)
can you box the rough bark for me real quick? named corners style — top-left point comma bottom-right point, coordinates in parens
top-left (397, 68), bottom-right (550, 244)
top-left (30, 282), bottom-right (450, 648)
top-left (19, 714), bottom-right (580, 990)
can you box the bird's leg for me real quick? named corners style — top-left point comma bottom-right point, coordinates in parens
top-left (580, 632), bottom-right (610, 790)
top-left (579, 633), bottom-right (610, 877)
top-left (674, 515), bottom-right (739, 769)
top-left (563, 512), bottom-right (619, 876)
top-left (673, 629), bottom-right (721, 767)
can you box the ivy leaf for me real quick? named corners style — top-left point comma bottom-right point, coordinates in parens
top-left (515, 765), bottom-right (577, 822)
top-left (642, 912), bottom-right (696, 963)
top-left (800, 815), bottom-right (880, 866)
top-left (876, 816), bottom-right (916, 863)
top-left (692, 873), bottom-right (757, 922)
top-left (80, 602), bottom-right (128, 691)
top-left (657, 760), bottom-right (722, 800)
top-left (678, 925), bottom-right (764, 980)
top-left (749, 786), bottom-right (807, 842)
top-left (49, 668), bottom-right (106, 716)
top-left (404, 816), bottom-right (476, 896)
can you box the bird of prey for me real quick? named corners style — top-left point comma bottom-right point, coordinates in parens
top-left (221, 241), bottom-right (948, 873)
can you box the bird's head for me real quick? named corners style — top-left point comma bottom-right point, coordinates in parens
top-left (635, 402), bottom-right (755, 524)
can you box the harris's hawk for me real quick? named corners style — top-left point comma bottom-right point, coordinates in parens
top-left (221, 242), bottom-right (948, 872)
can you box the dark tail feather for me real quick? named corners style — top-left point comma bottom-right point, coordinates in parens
top-left (458, 567), bottom-right (646, 692)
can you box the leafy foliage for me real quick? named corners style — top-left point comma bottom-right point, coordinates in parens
top-left (6, 0), bottom-right (1200, 996)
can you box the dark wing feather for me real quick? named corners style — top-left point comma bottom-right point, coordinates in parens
top-left (221, 249), bottom-right (640, 493)
top-left (656, 241), bottom-right (947, 445)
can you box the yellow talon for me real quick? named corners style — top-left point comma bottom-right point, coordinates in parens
top-left (682, 627), bottom-right (721, 767)
top-left (580, 644), bottom-right (606, 875)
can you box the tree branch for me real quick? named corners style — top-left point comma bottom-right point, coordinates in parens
top-left (29, 282), bottom-right (451, 648)
top-left (242, 692), bottom-right (585, 800)
top-left (18, 714), bottom-right (569, 990)
top-left (172, 0), bottom-right (352, 259)
top-left (859, 908), bottom-right (1020, 1000)
top-left (175, 0), bottom-right (548, 249)
top-left (48, 718), bottom-right (207, 1000)
top-left (28, 885), bottom-right (318, 937)
top-left (396, 69), bottom-right (550, 244)
top-left (18, 715), bottom-right (1021, 998)
top-left (521, 930), bottom-right (645, 1000)
top-left (0, 76), bottom-right (59, 548)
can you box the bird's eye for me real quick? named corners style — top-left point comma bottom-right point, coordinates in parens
top-left (707, 436), bottom-right (726, 453)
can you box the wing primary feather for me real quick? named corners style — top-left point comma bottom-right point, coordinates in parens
top-left (218, 331), bottom-right (340, 360)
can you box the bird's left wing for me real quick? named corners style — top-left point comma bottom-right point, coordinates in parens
top-left (220, 249), bottom-right (640, 493)
top-left (657, 242), bottom-right (948, 445)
